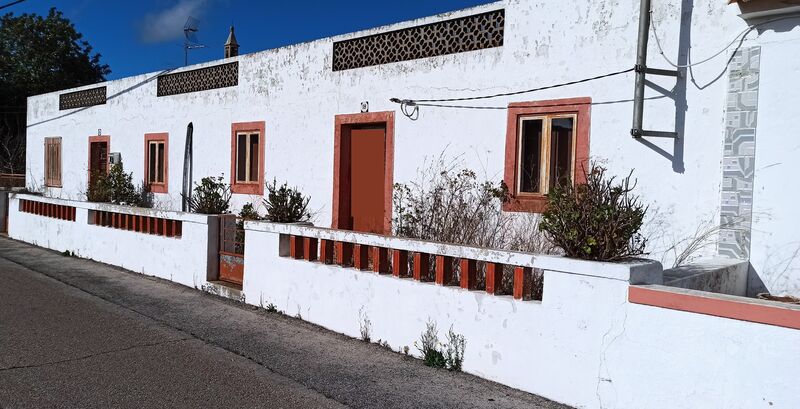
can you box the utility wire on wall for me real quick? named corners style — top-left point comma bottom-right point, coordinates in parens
top-left (650, 12), bottom-right (800, 69)
top-left (390, 68), bottom-right (635, 119)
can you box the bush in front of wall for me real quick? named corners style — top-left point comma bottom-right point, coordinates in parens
top-left (263, 179), bottom-right (311, 223)
top-left (188, 176), bottom-right (232, 214)
top-left (539, 164), bottom-right (647, 261)
top-left (86, 163), bottom-right (152, 208)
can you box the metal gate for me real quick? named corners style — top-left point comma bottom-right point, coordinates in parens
top-left (218, 214), bottom-right (245, 286)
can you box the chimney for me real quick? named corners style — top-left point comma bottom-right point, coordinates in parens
top-left (224, 26), bottom-right (239, 58)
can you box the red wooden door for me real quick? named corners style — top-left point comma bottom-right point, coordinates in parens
top-left (349, 127), bottom-right (386, 234)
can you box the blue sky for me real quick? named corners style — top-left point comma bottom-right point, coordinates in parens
top-left (9, 0), bottom-right (495, 80)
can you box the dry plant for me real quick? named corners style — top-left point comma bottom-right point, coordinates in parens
top-left (392, 154), bottom-right (556, 253)
top-left (662, 212), bottom-right (744, 268)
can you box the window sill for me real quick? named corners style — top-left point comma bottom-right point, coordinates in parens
top-left (503, 195), bottom-right (548, 213)
top-left (231, 182), bottom-right (263, 195)
top-left (149, 183), bottom-right (167, 194)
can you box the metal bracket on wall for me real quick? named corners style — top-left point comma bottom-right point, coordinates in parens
top-left (630, 0), bottom-right (681, 140)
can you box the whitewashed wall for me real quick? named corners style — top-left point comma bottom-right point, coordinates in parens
top-left (7, 193), bottom-right (216, 288)
top-left (243, 222), bottom-right (800, 409)
top-left (23, 0), bottom-right (800, 295)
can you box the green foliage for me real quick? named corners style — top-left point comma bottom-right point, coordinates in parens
top-left (0, 8), bottom-right (110, 172)
top-left (265, 303), bottom-right (278, 313)
top-left (188, 176), bottom-right (231, 214)
top-left (238, 203), bottom-right (262, 221)
top-left (86, 163), bottom-right (152, 208)
top-left (539, 164), bottom-right (647, 261)
top-left (415, 320), bottom-right (466, 371)
top-left (263, 179), bottom-right (311, 223)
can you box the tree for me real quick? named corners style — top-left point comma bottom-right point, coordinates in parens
top-left (0, 8), bottom-right (110, 173)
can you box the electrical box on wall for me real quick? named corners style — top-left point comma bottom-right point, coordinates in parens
top-left (109, 152), bottom-right (122, 165)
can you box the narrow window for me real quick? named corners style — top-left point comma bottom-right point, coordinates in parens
top-left (44, 137), bottom-right (62, 187)
top-left (518, 118), bottom-right (543, 193)
top-left (144, 133), bottom-right (168, 193)
top-left (230, 121), bottom-right (265, 195)
top-left (235, 132), bottom-right (260, 183)
top-left (549, 117), bottom-right (574, 189)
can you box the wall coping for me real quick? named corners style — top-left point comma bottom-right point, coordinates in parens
top-left (11, 193), bottom-right (214, 225)
top-left (245, 221), bottom-right (663, 284)
top-left (629, 285), bottom-right (800, 330)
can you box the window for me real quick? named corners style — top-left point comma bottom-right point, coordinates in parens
top-left (144, 133), bottom-right (168, 193)
top-left (44, 137), bottom-right (62, 187)
top-left (230, 121), bottom-right (265, 195)
top-left (503, 98), bottom-right (590, 213)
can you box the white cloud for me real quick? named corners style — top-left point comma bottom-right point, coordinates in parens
top-left (138, 0), bottom-right (210, 43)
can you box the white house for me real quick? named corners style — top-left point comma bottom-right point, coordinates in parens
top-left (23, 0), bottom-right (800, 299)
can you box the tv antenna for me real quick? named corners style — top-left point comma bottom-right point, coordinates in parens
top-left (183, 16), bottom-right (206, 66)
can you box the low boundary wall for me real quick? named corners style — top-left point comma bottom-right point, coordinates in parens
top-left (243, 221), bottom-right (800, 409)
top-left (7, 193), bottom-right (218, 288)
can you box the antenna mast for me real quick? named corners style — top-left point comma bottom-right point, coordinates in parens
top-left (183, 16), bottom-right (206, 66)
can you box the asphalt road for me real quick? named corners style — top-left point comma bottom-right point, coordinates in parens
top-left (0, 237), bottom-right (570, 409)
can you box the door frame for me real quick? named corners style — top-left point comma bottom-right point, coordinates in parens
top-left (332, 111), bottom-right (394, 235)
top-left (88, 135), bottom-right (110, 186)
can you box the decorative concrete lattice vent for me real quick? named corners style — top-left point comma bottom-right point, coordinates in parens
top-left (332, 9), bottom-right (505, 71)
top-left (59, 86), bottom-right (107, 110)
top-left (157, 61), bottom-right (239, 97)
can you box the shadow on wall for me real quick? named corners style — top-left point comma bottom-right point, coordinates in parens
top-left (635, 0), bottom-right (692, 174)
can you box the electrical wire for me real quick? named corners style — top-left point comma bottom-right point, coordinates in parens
top-left (650, 12), bottom-right (800, 69)
top-left (0, 0), bottom-right (25, 10)
top-left (411, 68), bottom-right (634, 103)
top-left (390, 68), bottom-right (635, 119)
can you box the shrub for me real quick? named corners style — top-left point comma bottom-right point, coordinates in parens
top-left (86, 163), bottom-right (152, 208)
top-left (188, 176), bottom-right (231, 214)
top-left (238, 202), bottom-right (262, 221)
top-left (539, 164), bottom-right (647, 261)
top-left (263, 179), bottom-right (311, 223)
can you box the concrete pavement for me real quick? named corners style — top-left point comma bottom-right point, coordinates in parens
top-left (0, 237), bottom-right (570, 408)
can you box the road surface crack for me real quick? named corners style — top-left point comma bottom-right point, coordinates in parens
top-left (0, 337), bottom-right (191, 372)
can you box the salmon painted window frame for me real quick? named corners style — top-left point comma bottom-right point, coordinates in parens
top-left (230, 121), bottom-right (266, 195)
top-left (144, 133), bottom-right (169, 193)
top-left (503, 97), bottom-right (591, 213)
top-left (44, 137), bottom-right (62, 188)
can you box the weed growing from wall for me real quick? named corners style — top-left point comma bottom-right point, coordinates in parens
top-left (358, 308), bottom-right (372, 343)
top-left (414, 320), bottom-right (466, 371)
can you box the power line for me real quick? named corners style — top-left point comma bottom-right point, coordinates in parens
top-left (650, 12), bottom-right (800, 69)
top-left (401, 68), bottom-right (635, 104)
top-left (390, 68), bottom-right (635, 119)
top-left (0, 0), bottom-right (25, 10)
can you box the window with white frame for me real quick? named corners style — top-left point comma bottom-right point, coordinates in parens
top-left (516, 114), bottom-right (576, 195)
